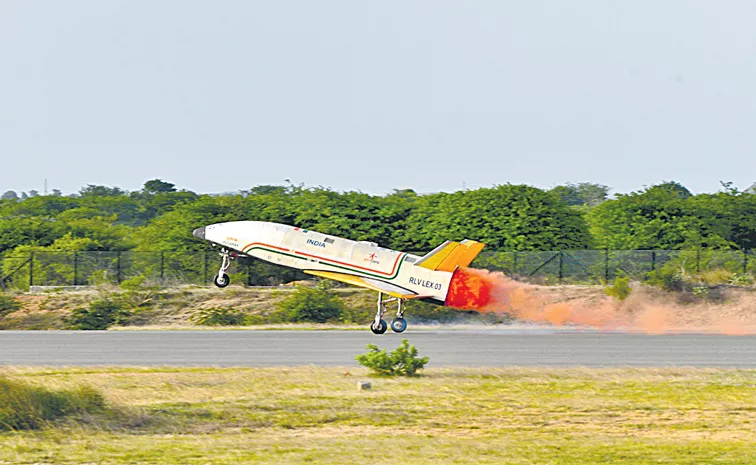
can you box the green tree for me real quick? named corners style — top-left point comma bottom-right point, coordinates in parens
top-left (0, 217), bottom-right (64, 253)
top-left (242, 185), bottom-right (287, 196)
top-left (550, 182), bottom-right (610, 207)
top-left (587, 184), bottom-right (729, 250)
top-left (646, 181), bottom-right (693, 199)
top-left (290, 188), bottom-right (415, 250)
top-left (79, 185), bottom-right (126, 197)
top-left (142, 179), bottom-right (177, 194)
top-left (418, 185), bottom-right (591, 251)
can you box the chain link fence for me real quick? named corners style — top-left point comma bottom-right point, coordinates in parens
top-left (2, 249), bottom-right (755, 290)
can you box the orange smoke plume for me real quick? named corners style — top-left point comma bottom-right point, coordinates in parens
top-left (444, 267), bottom-right (756, 335)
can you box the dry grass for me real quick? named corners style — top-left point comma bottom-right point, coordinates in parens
top-left (1, 286), bottom-right (377, 329)
top-left (0, 367), bottom-right (754, 464)
top-left (5, 283), bottom-right (756, 333)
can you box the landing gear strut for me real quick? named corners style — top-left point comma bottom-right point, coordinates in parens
top-left (370, 292), bottom-right (407, 334)
top-left (214, 248), bottom-right (236, 288)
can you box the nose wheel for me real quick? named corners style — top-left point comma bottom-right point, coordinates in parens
top-left (214, 273), bottom-right (230, 288)
top-left (371, 319), bottom-right (388, 334)
top-left (371, 293), bottom-right (407, 334)
top-left (214, 248), bottom-right (236, 288)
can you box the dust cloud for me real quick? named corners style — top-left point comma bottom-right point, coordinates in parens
top-left (445, 267), bottom-right (756, 335)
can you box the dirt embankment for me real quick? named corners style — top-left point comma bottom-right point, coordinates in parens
top-left (2, 286), bottom-right (376, 329)
top-left (2, 283), bottom-right (756, 332)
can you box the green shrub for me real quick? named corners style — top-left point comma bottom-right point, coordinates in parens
top-left (119, 275), bottom-right (157, 291)
top-left (276, 282), bottom-right (345, 323)
top-left (67, 298), bottom-right (129, 330)
top-left (646, 265), bottom-right (685, 291)
top-left (356, 339), bottom-right (429, 377)
top-left (337, 300), bottom-right (505, 325)
top-left (692, 286), bottom-right (709, 299)
top-left (0, 376), bottom-right (105, 430)
top-left (88, 270), bottom-right (114, 286)
top-left (404, 300), bottom-right (467, 323)
top-left (0, 293), bottom-right (21, 318)
top-left (729, 273), bottom-right (754, 286)
top-left (191, 307), bottom-right (248, 326)
top-left (337, 305), bottom-right (373, 325)
top-left (605, 276), bottom-right (631, 301)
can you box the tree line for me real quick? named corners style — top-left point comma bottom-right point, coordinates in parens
top-left (2, 180), bottom-right (756, 263)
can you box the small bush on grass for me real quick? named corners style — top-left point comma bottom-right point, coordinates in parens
top-left (0, 293), bottom-right (21, 318)
top-left (67, 298), bottom-right (130, 330)
top-left (0, 376), bottom-right (105, 430)
top-left (191, 307), bottom-right (248, 326)
top-left (356, 339), bottom-right (429, 377)
top-left (276, 281), bottom-right (345, 323)
top-left (605, 276), bottom-right (631, 301)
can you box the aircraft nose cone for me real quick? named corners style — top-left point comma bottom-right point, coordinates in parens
top-left (192, 227), bottom-right (205, 240)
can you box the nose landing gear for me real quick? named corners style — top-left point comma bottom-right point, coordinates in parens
top-left (371, 292), bottom-right (407, 334)
top-left (214, 248), bottom-right (236, 288)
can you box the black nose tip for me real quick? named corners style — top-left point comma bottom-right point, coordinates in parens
top-left (192, 227), bottom-right (205, 240)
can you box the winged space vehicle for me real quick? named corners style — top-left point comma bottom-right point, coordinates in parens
top-left (193, 221), bottom-right (485, 334)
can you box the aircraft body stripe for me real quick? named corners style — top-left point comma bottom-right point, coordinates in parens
top-left (241, 242), bottom-right (407, 280)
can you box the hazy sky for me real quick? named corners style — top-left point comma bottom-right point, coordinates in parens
top-left (2, 1), bottom-right (755, 196)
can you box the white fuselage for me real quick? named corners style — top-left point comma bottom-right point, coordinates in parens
top-left (202, 221), bottom-right (453, 303)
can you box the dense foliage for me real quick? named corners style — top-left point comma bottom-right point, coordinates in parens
top-left (3, 179), bottom-right (756, 269)
top-left (587, 183), bottom-right (756, 250)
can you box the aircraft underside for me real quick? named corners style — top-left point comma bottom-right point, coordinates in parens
top-left (211, 246), bottom-right (412, 334)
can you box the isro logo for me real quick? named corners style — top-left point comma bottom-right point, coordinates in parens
top-left (306, 239), bottom-right (327, 248)
top-left (364, 252), bottom-right (380, 264)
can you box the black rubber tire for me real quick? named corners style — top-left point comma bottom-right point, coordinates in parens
top-left (390, 318), bottom-right (407, 333)
top-left (370, 319), bottom-right (388, 335)
top-left (214, 274), bottom-right (230, 288)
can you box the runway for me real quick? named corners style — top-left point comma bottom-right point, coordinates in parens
top-left (2, 330), bottom-right (756, 367)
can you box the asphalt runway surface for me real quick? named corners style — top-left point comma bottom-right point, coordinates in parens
top-left (2, 330), bottom-right (756, 367)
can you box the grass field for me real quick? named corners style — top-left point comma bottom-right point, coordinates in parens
top-left (1, 367), bottom-right (755, 464)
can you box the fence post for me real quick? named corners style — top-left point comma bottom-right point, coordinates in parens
top-left (651, 251), bottom-right (656, 271)
top-left (696, 248), bottom-right (700, 274)
top-left (604, 249), bottom-right (609, 282)
top-left (203, 250), bottom-right (209, 284)
top-left (744, 249), bottom-right (748, 275)
top-left (116, 252), bottom-right (122, 284)
top-left (513, 251), bottom-right (518, 276)
top-left (73, 252), bottom-right (78, 286)
top-left (161, 251), bottom-right (165, 280)
top-left (558, 251), bottom-right (564, 285)
top-left (29, 251), bottom-right (34, 288)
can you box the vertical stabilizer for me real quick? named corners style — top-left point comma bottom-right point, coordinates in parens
top-left (415, 240), bottom-right (485, 271)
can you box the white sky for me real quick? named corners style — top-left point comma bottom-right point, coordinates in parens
top-left (2, 0), bottom-right (755, 196)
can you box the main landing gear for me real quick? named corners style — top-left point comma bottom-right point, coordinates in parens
top-left (214, 248), bottom-right (237, 288)
top-left (371, 292), bottom-right (407, 335)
